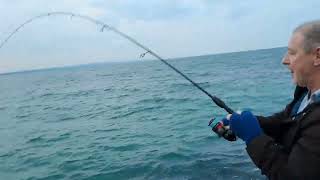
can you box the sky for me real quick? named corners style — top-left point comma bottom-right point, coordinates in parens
top-left (0, 0), bottom-right (320, 73)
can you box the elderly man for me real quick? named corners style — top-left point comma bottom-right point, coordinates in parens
top-left (222, 20), bottom-right (320, 179)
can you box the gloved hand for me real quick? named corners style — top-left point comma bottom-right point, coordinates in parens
top-left (228, 111), bottom-right (262, 145)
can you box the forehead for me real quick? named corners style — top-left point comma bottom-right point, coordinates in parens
top-left (288, 32), bottom-right (305, 50)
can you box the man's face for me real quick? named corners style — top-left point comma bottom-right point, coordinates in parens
top-left (282, 32), bottom-right (315, 87)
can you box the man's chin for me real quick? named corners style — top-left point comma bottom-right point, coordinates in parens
top-left (292, 78), bottom-right (297, 85)
top-left (292, 78), bottom-right (300, 86)
top-left (293, 79), bottom-right (306, 87)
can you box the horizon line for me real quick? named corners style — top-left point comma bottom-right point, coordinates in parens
top-left (0, 46), bottom-right (286, 75)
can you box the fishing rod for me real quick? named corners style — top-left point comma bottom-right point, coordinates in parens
top-left (0, 11), bottom-right (234, 114)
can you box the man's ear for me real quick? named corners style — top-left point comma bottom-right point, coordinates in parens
top-left (314, 47), bottom-right (320, 66)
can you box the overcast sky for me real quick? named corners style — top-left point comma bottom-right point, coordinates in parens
top-left (0, 0), bottom-right (320, 73)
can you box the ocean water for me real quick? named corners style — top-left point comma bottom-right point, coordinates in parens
top-left (0, 47), bottom-right (293, 180)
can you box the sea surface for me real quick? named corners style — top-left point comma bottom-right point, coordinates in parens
top-left (0, 47), bottom-right (293, 180)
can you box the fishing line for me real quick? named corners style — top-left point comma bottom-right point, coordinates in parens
top-left (0, 11), bottom-right (234, 114)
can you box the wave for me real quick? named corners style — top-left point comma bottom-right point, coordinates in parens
top-left (27, 135), bottom-right (46, 143)
top-left (15, 114), bottom-right (31, 119)
top-left (39, 92), bottom-right (57, 98)
top-left (158, 152), bottom-right (191, 161)
top-left (26, 132), bottom-right (71, 144)
top-left (112, 143), bottom-right (141, 152)
top-left (0, 106), bottom-right (7, 110)
top-left (170, 81), bottom-right (211, 89)
top-left (96, 73), bottom-right (112, 77)
top-left (136, 97), bottom-right (192, 105)
top-left (58, 116), bottom-right (77, 122)
top-left (92, 129), bottom-right (121, 134)
top-left (108, 106), bottom-right (160, 120)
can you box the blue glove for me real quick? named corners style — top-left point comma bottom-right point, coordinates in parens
top-left (221, 117), bottom-right (230, 126)
top-left (229, 111), bottom-right (262, 145)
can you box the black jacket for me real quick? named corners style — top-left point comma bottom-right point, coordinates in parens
top-left (247, 86), bottom-right (320, 179)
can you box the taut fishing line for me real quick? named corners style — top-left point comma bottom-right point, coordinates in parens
top-left (0, 11), bottom-right (234, 114)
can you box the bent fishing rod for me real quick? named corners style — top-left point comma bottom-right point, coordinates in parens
top-left (0, 11), bottom-right (234, 114)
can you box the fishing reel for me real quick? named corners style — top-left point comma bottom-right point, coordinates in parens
top-left (208, 117), bottom-right (237, 141)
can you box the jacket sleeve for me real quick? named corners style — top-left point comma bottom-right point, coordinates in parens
top-left (246, 121), bottom-right (320, 179)
top-left (256, 86), bottom-right (307, 139)
top-left (256, 107), bottom-right (290, 140)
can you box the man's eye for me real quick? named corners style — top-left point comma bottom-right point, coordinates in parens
top-left (288, 51), bottom-right (296, 55)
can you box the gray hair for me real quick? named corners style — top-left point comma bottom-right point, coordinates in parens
top-left (294, 20), bottom-right (320, 53)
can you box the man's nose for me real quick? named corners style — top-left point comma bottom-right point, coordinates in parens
top-left (282, 53), bottom-right (290, 65)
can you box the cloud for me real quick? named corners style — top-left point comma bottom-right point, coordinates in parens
top-left (1, 0), bottom-right (320, 73)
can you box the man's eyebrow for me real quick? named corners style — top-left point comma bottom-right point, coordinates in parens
top-left (287, 48), bottom-right (295, 52)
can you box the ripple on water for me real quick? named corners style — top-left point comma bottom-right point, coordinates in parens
top-left (26, 132), bottom-right (71, 145)
top-left (112, 143), bottom-right (142, 152)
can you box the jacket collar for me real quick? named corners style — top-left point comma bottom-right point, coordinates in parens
top-left (293, 86), bottom-right (308, 100)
